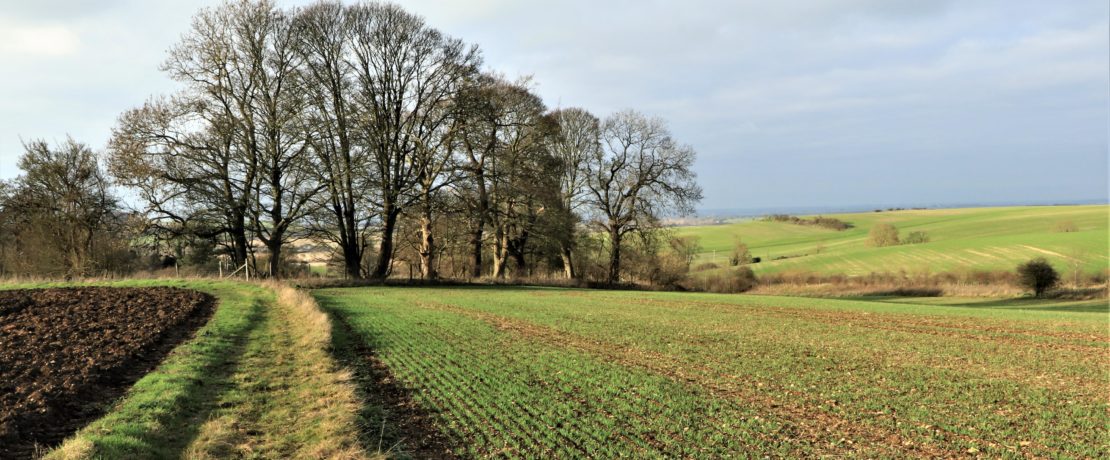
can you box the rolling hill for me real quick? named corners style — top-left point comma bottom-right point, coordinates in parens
top-left (675, 205), bottom-right (1108, 276)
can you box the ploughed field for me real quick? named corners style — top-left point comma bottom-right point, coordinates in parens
top-left (315, 286), bottom-right (1109, 458)
top-left (0, 287), bottom-right (213, 458)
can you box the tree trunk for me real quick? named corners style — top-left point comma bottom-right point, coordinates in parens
top-left (342, 243), bottom-right (361, 279)
top-left (372, 204), bottom-right (399, 280)
top-left (470, 224), bottom-right (483, 278)
top-left (469, 170), bottom-right (489, 278)
top-left (509, 237), bottom-right (527, 274)
top-left (560, 244), bottom-right (576, 279)
top-left (419, 210), bottom-right (437, 280)
top-left (512, 249), bottom-right (527, 275)
top-left (607, 228), bottom-right (622, 285)
top-left (492, 229), bottom-right (508, 278)
top-left (268, 241), bottom-right (282, 279)
top-left (231, 221), bottom-right (249, 269)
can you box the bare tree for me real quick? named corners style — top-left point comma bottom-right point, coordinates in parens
top-left (347, 3), bottom-right (481, 279)
top-left (238, 1), bottom-right (321, 278)
top-left (293, 1), bottom-right (375, 279)
top-left (451, 75), bottom-right (553, 278)
top-left (110, 96), bottom-right (255, 269)
top-left (545, 107), bottom-right (600, 278)
top-left (486, 82), bottom-right (556, 278)
top-left (113, 1), bottom-right (322, 278)
top-left (451, 76), bottom-right (500, 277)
top-left (585, 110), bottom-right (702, 284)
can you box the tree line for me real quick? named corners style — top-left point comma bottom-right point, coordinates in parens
top-left (0, 0), bottom-right (701, 282)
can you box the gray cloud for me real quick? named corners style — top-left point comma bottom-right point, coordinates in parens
top-left (1, 0), bottom-right (1106, 210)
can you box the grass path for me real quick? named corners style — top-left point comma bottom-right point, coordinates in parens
top-left (315, 286), bottom-right (1109, 458)
top-left (1, 280), bottom-right (374, 460)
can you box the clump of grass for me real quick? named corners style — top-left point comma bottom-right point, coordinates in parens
top-left (1052, 220), bottom-right (1079, 233)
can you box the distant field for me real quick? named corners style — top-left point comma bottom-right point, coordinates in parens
top-left (315, 286), bottom-right (1108, 458)
top-left (675, 205), bottom-right (1109, 275)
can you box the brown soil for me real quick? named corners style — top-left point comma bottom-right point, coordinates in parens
top-left (0, 287), bottom-right (214, 459)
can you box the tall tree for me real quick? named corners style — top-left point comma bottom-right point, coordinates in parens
top-left (110, 96), bottom-right (255, 269)
top-left (113, 0), bottom-right (319, 278)
top-left (485, 82), bottom-right (555, 277)
top-left (452, 76), bottom-right (500, 277)
top-left (451, 76), bottom-right (551, 278)
top-left (293, 1), bottom-right (375, 279)
top-left (545, 107), bottom-right (600, 278)
top-left (238, 1), bottom-right (320, 278)
top-left (347, 3), bottom-right (481, 279)
top-left (585, 110), bottom-right (703, 284)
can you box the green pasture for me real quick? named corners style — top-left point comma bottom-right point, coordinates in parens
top-left (676, 205), bottom-right (1109, 275)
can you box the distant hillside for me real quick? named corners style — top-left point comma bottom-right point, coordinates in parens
top-left (676, 205), bottom-right (1109, 276)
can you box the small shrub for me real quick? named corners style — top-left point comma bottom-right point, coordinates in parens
top-left (729, 238), bottom-right (752, 266)
top-left (903, 231), bottom-right (929, 245)
top-left (868, 223), bottom-right (900, 247)
top-left (1016, 258), bottom-right (1059, 297)
top-left (1052, 221), bottom-right (1078, 233)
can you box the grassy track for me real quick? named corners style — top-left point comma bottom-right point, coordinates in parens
top-left (676, 205), bottom-right (1108, 275)
top-left (315, 286), bottom-right (1109, 458)
top-left (0, 280), bottom-right (370, 459)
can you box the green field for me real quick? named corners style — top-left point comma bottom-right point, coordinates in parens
top-left (314, 285), bottom-right (1109, 458)
top-left (675, 205), bottom-right (1109, 275)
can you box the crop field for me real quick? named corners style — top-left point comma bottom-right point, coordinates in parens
top-left (675, 205), bottom-right (1109, 275)
top-left (0, 280), bottom-right (368, 460)
top-left (315, 285), bottom-right (1109, 458)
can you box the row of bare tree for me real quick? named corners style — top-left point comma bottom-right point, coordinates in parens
top-left (6, 0), bottom-right (702, 282)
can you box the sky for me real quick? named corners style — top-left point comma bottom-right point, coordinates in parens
top-left (0, 0), bottom-right (1107, 212)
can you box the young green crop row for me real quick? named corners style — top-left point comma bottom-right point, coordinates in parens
top-left (322, 291), bottom-right (810, 457)
top-left (315, 287), bottom-right (1109, 458)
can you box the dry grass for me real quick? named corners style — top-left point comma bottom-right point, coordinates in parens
top-left (259, 281), bottom-right (376, 459)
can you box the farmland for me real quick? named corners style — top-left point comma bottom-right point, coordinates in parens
top-left (675, 205), bottom-right (1109, 276)
top-left (0, 280), bottom-right (368, 460)
top-left (0, 287), bottom-right (212, 458)
top-left (315, 285), bottom-right (1109, 458)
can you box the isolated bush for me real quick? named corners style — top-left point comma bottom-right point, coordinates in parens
top-left (1051, 220), bottom-right (1078, 233)
top-left (903, 231), bottom-right (930, 245)
top-left (729, 238), bottom-right (752, 266)
top-left (1016, 258), bottom-right (1059, 297)
top-left (868, 223), bottom-right (900, 247)
top-left (669, 236), bottom-right (702, 265)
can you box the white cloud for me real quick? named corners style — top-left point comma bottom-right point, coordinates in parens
top-left (0, 21), bottom-right (80, 57)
